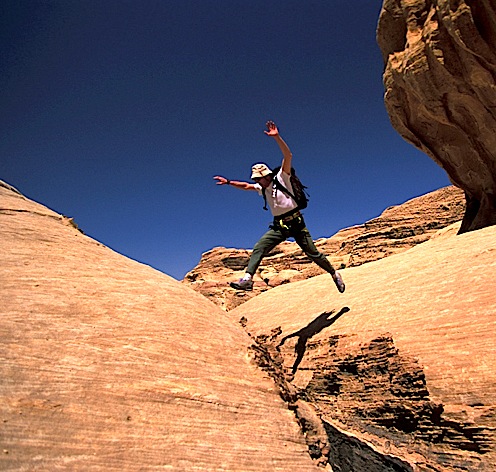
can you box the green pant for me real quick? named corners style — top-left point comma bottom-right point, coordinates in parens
top-left (246, 225), bottom-right (336, 276)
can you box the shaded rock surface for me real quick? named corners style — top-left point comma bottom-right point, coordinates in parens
top-left (0, 181), bottom-right (320, 471)
top-left (377, 0), bottom-right (496, 232)
top-left (232, 222), bottom-right (496, 471)
top-left (184, 186), bottom-right (464, 311)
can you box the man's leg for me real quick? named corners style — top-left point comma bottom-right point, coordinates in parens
top-left (246, 228), bottom-right (286, 275)
top-left (231, 228), bottom-right (286, 290)
top-left (294, 228), bottom-right (345, 293)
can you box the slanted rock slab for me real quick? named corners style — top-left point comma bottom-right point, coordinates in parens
top-left (0, 181), bottom-right (320, 471)
top-left (233, 223), bottom-right (496, 471)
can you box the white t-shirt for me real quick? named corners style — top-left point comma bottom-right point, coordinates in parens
top-left (254, 169), bottom-right (298, 216)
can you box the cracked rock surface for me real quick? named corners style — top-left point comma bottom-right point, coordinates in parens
top-left (3, 177), bottom-right (494, 471)
top-left (233, 219), bottom-right (496, 471)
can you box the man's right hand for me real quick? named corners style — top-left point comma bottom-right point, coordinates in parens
top-left (213, 176), bottom-right (229, 185)
top-left (214, 176), bottom-right (257, 191)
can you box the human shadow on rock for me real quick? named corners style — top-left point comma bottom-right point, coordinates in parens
top-left (278, 307), bottom-right (350, 374)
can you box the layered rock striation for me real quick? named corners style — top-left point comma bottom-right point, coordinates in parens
top-left (377, 0), bottom-right (496, 233)
top-left (0, 181), bottom-right (320, 471)
top-left (184, 186), bottom-right (464, 311)
top-left (2, 179), bottom-right (494, 471)
top-left (233, 222), bottom-right (496, 471)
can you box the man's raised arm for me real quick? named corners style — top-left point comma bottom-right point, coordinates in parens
top-left (264, 121), bottom-right (292, 175)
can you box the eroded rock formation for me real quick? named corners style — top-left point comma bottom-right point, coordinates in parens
top-left (184, 186), bottom-right (464, 311)
top-left (377, 0), bottom-right (496, 233)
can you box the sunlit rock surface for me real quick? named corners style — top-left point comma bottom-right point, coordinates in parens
top-left (3, 177), bottom-right (494, 471)
top-left (377, 0), bottom-right (496, 232)
top-left (0, 181), bottom-right (320, 471)
top-left (233, 222), bottom-right (496, 471)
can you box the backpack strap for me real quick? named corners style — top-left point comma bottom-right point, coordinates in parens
top-left (273, 175), bottom-right (297, 203)
top-left (261, 174), bottom-right (297, 211)
top-left (262, 188), bottom-right (269, 211)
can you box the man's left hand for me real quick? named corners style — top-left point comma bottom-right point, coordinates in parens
top-left (264, 120), bottom-right (279, 137)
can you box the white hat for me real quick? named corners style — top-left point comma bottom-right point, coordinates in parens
top-left (251, 163), bottom-right (272, 180)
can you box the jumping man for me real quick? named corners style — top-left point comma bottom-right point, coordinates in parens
top-left (213, 121), bottom-right (345, 293)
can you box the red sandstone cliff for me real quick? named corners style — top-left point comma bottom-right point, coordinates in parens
top-left (377, 0), bottom-right (496, 233)
top-left (233, 222), bottom-right (496, 471)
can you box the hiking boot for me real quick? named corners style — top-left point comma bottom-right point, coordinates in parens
top-left (230, 278), bottom-right (254, 291)
top-left (332, 271), bottom-right (345, 293)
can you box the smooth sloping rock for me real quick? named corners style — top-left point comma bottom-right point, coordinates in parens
top-left (184, 186), bottom-right (464, 311)
top-left (232, 223), bottom-right (496, 471)
top-left (377, 0), bottom-right (496, 232)
top-left (0, 181), bottom-right (320, 471)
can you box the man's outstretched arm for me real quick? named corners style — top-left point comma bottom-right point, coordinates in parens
top-left (265, 121), bottom-right (292, 175)
top-left (213, 175), bottom-right (257, 191)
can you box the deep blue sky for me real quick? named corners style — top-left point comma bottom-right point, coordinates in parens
top-left (1, 1), bottom-right (451, 280)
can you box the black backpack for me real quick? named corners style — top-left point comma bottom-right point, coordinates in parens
top-left (262, 166), bottom-right (309, 211)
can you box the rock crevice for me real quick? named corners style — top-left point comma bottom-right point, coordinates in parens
top-left (245, 320), bottom-right (493, 471)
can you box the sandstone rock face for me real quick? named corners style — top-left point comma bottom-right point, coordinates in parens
top-left (184, 186), bottom-right (464, 311)
top-left (0, 181), bottom-right (320, 471)
top-left (377, 0), bottom-right (496, 233)
top-left (232, 223), bottom-right (496, 471)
